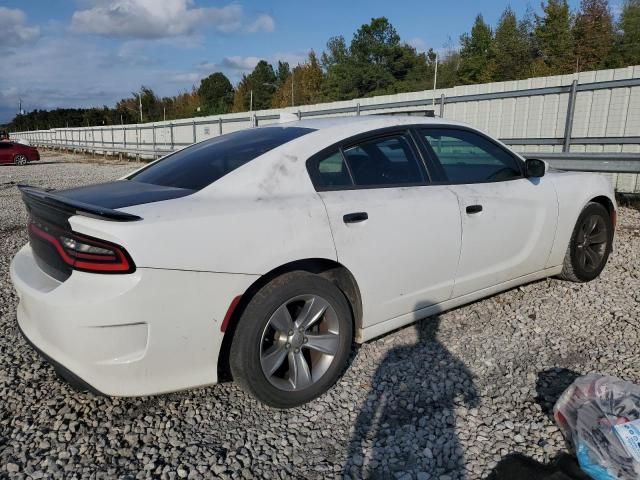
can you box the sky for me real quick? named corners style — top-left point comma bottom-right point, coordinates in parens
top-left (0, 0), bottom-right (593, 124)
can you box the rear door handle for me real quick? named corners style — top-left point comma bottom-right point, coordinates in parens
top-left (343, 212), bottom-right (368, 224)
top-left (466, 204), bottom-right (483, 214)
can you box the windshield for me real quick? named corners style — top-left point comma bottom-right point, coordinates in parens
top-left (129, 126), bottom-right (315, 190)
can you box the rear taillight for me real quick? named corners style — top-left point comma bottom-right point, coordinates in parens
top-left (28, 221), bottom-right (135, 274)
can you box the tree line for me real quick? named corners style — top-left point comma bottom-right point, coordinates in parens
top-left (6, 0), bottom-right (640, 132)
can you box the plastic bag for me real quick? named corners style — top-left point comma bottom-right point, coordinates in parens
top-left (554, 374), bottom-right (640, 480)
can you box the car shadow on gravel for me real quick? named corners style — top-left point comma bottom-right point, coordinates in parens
top-left (343, 315), bottom-right (479, 479)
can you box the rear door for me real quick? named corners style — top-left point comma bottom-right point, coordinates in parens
top-left (0, 142), bottom-right (13, 164)
top-left (417, 127), bottom-right (558, 298)
top-left (308, 130), bottom-right (462, 327)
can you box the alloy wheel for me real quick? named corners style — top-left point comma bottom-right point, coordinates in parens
top-left (14, 155), bottom-right (27, 166)
top-left (575, 214), bottom-right (608, 272)
top-left (260, 294), bottom-right (340, 391)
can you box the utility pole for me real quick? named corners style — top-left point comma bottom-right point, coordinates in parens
top-left (432, 53), bottom-right (438, 109)
top-left (291, 71), bottom-right (295, 107)
top-left (163, 107), bottom-right (166, 122)
top-left (139, 91), bottom-right (143, 123)
top-left (250, 90), bottom-right (253, 113)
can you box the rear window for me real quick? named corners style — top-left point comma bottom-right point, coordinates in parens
top-left (129, 126), bottom-right (314, 190)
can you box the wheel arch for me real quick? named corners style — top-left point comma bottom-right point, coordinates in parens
top-left (588, 195), bottom-right (616, 224)
top-left (217, 258), bottom-right (363, 381)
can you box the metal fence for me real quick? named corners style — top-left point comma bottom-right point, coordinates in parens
top-left (12, 66), bottom-right (640, 190)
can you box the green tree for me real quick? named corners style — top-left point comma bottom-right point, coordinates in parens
top-left (458, 15), bottom-right (494, 84)
top-left (322, 17), bottom-right (431, 99)
top-left (232, 60), bottom-right (277, 112)
top-left (275, 61), bottom-right (290, 88)
top-left (573, 0), bottom-right (615, 71)
top-left (350, 17), bottom-right (412, 95)
top-left (492, 7), bottom-right (534, 81)
top-left (198, 72), bottom-right (234, 115)
top-left (614, 0), bottom-right (640, 66)
top-left (272, 51), bottom-right (324, 107)
top-left (534, 0), bottom-right (575, 74)
top-left (321, 35), bottom-right (359, 100)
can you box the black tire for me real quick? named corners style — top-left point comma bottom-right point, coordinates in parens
top-left (14, 154), bottom-right (27, 166)
top-left (559, 202), bottom-right (613, 282)
top-left (229, 271), bottom-right (353, 408)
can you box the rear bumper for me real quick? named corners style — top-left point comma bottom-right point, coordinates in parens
top-left (17, 321), bottom-right (104, 395)
top-left (10, 244), bottom-right (258, 396)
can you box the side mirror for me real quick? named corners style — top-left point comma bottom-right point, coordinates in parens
top-left (525, 158), bottom-right (546, 178)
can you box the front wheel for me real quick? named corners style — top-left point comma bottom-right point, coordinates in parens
top-left (14, 154), bottom-right (28, 166)
top-left (229, 271), bottom-right (353, 408)
top-left (559, 202), bottom-right (613, 282)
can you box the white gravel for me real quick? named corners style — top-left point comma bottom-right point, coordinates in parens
top-left (0, 155), bottom-right (639, 479)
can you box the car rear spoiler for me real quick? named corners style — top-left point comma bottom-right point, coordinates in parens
top-left (17, 184), bottom-right (142, 222)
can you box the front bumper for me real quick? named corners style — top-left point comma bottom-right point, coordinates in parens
top-left (10, 244), bottom-right (258, 396)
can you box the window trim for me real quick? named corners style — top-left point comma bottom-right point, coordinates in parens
top-left (306, 126), bottom-right (433, 192)
top-left (412, 125), bottom-right (526, 185)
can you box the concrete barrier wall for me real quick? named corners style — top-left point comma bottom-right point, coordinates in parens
top-left (15, 65), bottom-right (640, 193)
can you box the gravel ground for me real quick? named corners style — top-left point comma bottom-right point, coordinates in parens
top-left (1, 155), bottom-right (639, 479)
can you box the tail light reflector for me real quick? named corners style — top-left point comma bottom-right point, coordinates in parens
top-left (28, 221), bottom-right (135, 274)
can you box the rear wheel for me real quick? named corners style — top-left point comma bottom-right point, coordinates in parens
top-left (14, 154), bottom-right (27, 166)
top-left (229, 271), bottom-right (353, 408)
top-left (559, 202), bottom-right (613, 282)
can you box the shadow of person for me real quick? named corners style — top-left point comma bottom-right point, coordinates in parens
top-left (343, 315), bottom-right (479, 479)
top-left (535, 368), bottom-right (582, 416)
top-left (485, 368), bottom-right (588, 480)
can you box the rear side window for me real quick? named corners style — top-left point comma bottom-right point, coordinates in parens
top-left (316, 151), bottom-right (352, 187)
top-left (129, 127), bottom-right (314, 190)
top-left (310, 134), bottom-right (425, 190)
top-left (420, 128), bottom-right (522, 183)
top-left (344, 135), bottom-right (424, 187)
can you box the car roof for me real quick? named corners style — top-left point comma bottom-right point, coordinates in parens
top-left (274, 114), bottom-right (469, 131)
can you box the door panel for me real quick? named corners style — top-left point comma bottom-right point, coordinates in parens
top-left (448, 178), bottom-right (558, 297)
top-left (418, 127), bottom-right (559, 297)
top-left (0, 143), bottom-right (13, 164)
top-left (320, 186), bottom-right (462, 327)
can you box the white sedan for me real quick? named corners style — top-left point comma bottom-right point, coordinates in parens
top-left (11, 116), bottom-right (616, 408)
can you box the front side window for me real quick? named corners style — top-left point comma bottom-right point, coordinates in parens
top-left (129, 126), bottom-right (314, 190)
top-left (420, 128), bottom-right (522, 184)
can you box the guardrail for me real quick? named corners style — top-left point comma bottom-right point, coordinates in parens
top-left (32, 140), bottom-right (640, 174)
top-left (521, 152), bottom-right (640, 174)
top-left (14, 75), bottom-right (640, 155)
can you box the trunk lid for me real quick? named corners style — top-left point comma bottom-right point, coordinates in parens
top-left (19, 181), bottom-right (193, 281)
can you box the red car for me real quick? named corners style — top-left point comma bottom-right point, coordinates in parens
top-left (0, 141), bottom-right (40, 165)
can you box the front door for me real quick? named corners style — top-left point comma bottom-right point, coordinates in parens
top-left (418, 127), bottom-right (558, 298)
top-left (0, 142), bottom-right (13, 164)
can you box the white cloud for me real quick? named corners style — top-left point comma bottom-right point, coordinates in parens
top-left (221, 55), bottom-right (262, 72)
top-left (0, 7), bottom-right (40, 49)
top-left (0, 35), bottom-right (175, 123)
top-left (220, 51), bottom-right (309, 74)
top-left (168, 72), bottom-right (201, 84)
top-left (71, 0), bottom-right (274, 39)
top-left (247, 14), bottom-right (275, 33)
top-left (408, 37), bottom-right (428, 53)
